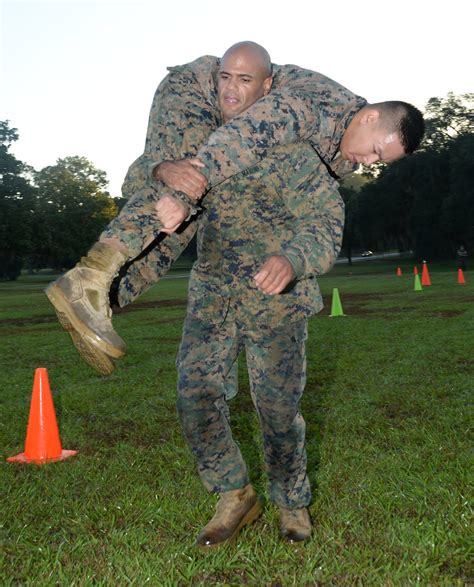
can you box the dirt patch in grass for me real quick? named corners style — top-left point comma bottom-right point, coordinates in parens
top-left (338, 304), bottom-right (418, 320)
top-left (380, 402), bottom-right (422, 422)
top-left (339, 306), bottom-right (465, 319)
top-left (0, 314), bottom-right (55, 326)
top-left (325, 292), bottom-right (384, 302)
top-left (0, 300), bottom-right (186, 335)
top-left (141, 335), bottom-right (181, 344)
top-left (320, 292), bottom-right (384, 316)
top-left (2, 326), bottom-right (57, 336)
top-left (460, 296), bottom-right (474, 302)
top-left (453, 358), bottom-right (473, 372)
top-left (428, 309), bottom-right (465, 318)
top-left (319, 292), bottom-right (466, 319)
top-left (78, 414), bottom-right (177, 451)
top-left (0, 314), bottom-right (54, 326)
top-left (320, 294), bottom-right (413, 318)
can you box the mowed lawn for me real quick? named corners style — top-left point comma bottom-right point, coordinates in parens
top-left (0, 260), bottom-right (472, 585)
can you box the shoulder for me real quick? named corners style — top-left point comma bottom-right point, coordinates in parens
top-left (167, 55), bottom-right (219, 74)
top-left (165, 55), bottom-right (219, 101)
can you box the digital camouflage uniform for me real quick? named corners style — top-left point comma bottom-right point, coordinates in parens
top-left (101, 56), bottom-right (365, 307)
top-left (176, 142), bottom-right (344, 507)
top-left (101, 56), bottom-right (362, 507)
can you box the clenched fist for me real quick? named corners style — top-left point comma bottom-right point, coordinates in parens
top-left (254, 255), bottom-right (296, 295)
top-left (155, 195), bottom-right (189, 234)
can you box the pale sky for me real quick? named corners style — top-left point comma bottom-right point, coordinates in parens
top-left (1, 0), bottom-right (472, 197)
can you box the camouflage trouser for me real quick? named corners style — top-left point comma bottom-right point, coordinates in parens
top-left (176, 309), bottom-right (311, 509)
top-left (112, 225), bottom-right (197, 308)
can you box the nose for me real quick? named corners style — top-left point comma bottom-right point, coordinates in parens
top-left (227, 77), bottom-right (238, 91)
top-left (364, 153), bottom-right (379, 165)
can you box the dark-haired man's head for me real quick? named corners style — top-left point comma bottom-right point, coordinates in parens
top-left (340, 101), bottom-right (425, 165)
top-left (218, 41), bottom-right (273, 123)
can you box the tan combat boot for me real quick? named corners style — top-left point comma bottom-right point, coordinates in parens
top-left (68, 329), bottom-right (116, 376)
top-left (279, 507), bottom-right (312, 543)
top-left (45, 242), bottom-right (128, 372)
top-left (195, 484), bottom-right (262, 548)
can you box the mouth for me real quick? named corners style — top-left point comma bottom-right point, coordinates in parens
top-left (224, 95), bottom-right (239, 105)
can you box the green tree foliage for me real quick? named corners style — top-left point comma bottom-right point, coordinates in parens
top-left (34, 156), bottom-right (119, 269)
top-left (423, 92), bottom-right (473, 150)
top-left (442, 132), bottom-right (474, 249)
top-left (0, 121), bottom-right (37, 279)
top-left (1, 121), bottom-right (120, 277)
top-left (339, 173), bottom-right (369, 263)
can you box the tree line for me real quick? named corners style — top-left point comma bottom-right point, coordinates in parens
top-left (0, 122), bottom-right (124, 279)
top-left (1, 92), bottom-right (472, 279)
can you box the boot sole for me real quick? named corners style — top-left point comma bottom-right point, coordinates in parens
top-left (196, 497), bottom-right (263, 549)
top-left (69, 330), bottom-right (116, 376)
top-left (46, 283), bottom-right (125, 359)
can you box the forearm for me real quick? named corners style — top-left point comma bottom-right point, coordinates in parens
top-left (196, 90), bottom-right (319, 186)
top-left (281, 205), bottom-right (344, 278)
top-left (279, 161), bottom-right (345, 278)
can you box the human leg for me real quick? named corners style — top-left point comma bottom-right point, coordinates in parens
top-left (245, 319), bottom-right (312, 542)
top-left (176, 313), bottom-right (261, 547)
top-left (113, 224), bottom-right (197, 308)
top-left (176, 314), bottom-right (248, 492)
top-left (45, 126), bottom-right (209, 373)
top-left (44, 185), bottom-right (172, 373)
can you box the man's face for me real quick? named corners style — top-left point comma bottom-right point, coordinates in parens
top-left (340, 110), bottom-right (406, 165)
top-left (217, 51), bottom-right (272, 123)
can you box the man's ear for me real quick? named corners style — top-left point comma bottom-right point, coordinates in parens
top-left (263, 76), bottom-right (273, 96)
top-left (360, 108), bottom-right (380, 125)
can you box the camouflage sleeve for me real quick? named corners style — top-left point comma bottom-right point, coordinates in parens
top-left (196, 89), bottom-right (321, 186)
top-left (121, 58), bottom-right (220, 212)
top-left (277, 150), bottom-right (345, 278)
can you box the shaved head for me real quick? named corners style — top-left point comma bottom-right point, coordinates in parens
top-left (221, 41), bottom-right (272, 79)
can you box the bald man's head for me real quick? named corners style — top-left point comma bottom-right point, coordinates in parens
top-left (218, 41), bottom-right (273, 123)
top-left (221, 41), bottom-right (272, 78)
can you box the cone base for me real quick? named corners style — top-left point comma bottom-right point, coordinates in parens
top-left (7, 449), bottom-right (78, 464)
top-left (329, 313), bottom-right (346, 317)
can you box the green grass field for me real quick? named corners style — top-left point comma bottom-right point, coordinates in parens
top-left (0, 260), bottom-right (472, 585)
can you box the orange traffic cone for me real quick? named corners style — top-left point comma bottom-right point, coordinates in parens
top-left (396, 267), bottom-right (402, 276)
top-left (458, 268), bottom-right (466, 284)
top-left (413, 265), bottom-right (418, 275)
top-left (7, 368), bottom-right (77, 464)
top-left (421, 261), bottom-right (431, 286)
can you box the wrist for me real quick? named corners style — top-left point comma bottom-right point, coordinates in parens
top-left (153, 161), bottom-right (166, 182)
top-left (280, 248), bottom-right (305, 279)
